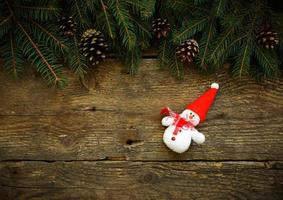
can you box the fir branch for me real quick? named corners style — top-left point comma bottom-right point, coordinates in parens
top-left (170, 56), bottom-right (183, 79)
top-left (230, 5), bottom-right (259, 77)
top-left (74, 0), bottom-right (83, 22)
top-left (171, 0), bottom-right (208, 12)
top-left (129, 16), bottom-right (150, 37)
top-left (8, 33), bottom-right (17, 76)
top-left (111, 0), bottom-right (136, 50)
top-left (253, 44), bottom-right (279, 77)
top-left (4, 0), bottom-right (16, 19)
top-left (68, 0), bottom-right (90, 28)
top-left (99, 0), bottom-right (114, 39)
top-left (174, 18), bottom-right (207, 43)
top-left (194, 0), bottom-right (209, 5)
top-left (17, 22), bottom-right (62, 84)
top-left (225, 34), bottom-right (247, 52)
top-left (209, 27), bottom-right (234, 63)
top-left (30, 19), bottom-right (68, 53)
top-left (199, 19), bottom-right (215, 68)
top-left (213, 0), bottom-right (228, 17)
top-left (0, 15), bottom-right (12, 38)
top-left (124, 47), bottom-right (141, 74)
top-left (13, 1), bottom-right (60, 21)
top-left (238, 41), bottom-right (250, 76)
top-left (125, 0), bottom-right (155, 19)
top-left (67, 35), bottom-right (88, 78)
top-left (208, 6), bottom-right (244, 65)
top-left (13, 5), bottom-right (56, 11)
top-left (158, 39), bottom-right (168, 68)
top-left (0, 16), bottom-right (11, 25)
top-left (1, 33), bottom-right (24, 77)
top-left (129, 15), bottom-right (151, 49)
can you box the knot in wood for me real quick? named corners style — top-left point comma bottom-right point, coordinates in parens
top-left (143, 172), bottom-right (158, 183)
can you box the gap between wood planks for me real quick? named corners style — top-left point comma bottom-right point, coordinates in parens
top-left (0, 159), bottom-right (283, 167)
top-left (0, 107), bottom-right (143, 117)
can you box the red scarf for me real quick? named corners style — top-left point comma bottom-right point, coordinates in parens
top-left (160, 107), bottom-right (194, 135)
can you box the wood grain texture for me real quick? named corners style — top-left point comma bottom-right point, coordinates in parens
top-left (0, 161), bottom-right (282, 200)
top-left (0, 59), bottom-right (283, 199)
top-left (0, 59), bottom-right (282, 161)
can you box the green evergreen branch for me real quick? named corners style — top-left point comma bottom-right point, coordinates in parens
top-left (173, 56), bottom-right (181, 78)
top-left (111, 0), bottom-right (136, 50)
top-left (2, 32), bottom-right (24, 77)
top-left (128, 15), bottom-right (151, 48)
top-left (158, 40), bottom-right (184, 78)
top-left (215, 0), bottom-right (223, 15)
top-left (17, 22), bottom-right (61, 83)
top-left (99, 0), bottom-right (114, 38)
top-left (68, 35), bottom-right (88, 78)
top-left (231, 6), bottom-right (258, 77)
top-left (200, 19), bottom-right (214, 67)
top-left (209, 28), bottom-right (234, 62)
top-left (74, 0), bottom-right (84, 23)
top-left (125, 0), bottom-right (155, 19)
top-left (226, 34), bottom-right (247, 51)
top-left (9, 33), bottom-right (17, 76)
top-left (174, 18), bottom-right (207, 43)
top-left (0, 15), bottom-right (12, 38)
top-left (13, 3), bottom-right (60, 21)
top-left (0, 15), bottom-right (12, 26)
top-left (253, 45), bottom-right (279, 77)
top-left (171, 0), bottom-right (208, 12)
top-left (4, 0), bottom-right (16, 19)
top-left (124, 47), bottom-right (141, 74)
top-left (170, 56), bottom-right (183, 79)
top-left (129, 16), bottom-right (150, 37)
top-left (238, 41), bottom-right (250, 76)
top-left (30, 19), bottom-right (67, 52)
top-left (256, 47), bottom-right (275, 72)
top-left (158, 39), bottom-right (168, 68)
top-left (129, 50), bottom-right (136, 74)
top-left (13, 5), bottom-right (57, 11)
top-left (115, 3), bottom-right (131, 39)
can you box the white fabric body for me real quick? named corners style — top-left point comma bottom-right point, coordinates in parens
top-left (161, 109), bottom-right (205, 153)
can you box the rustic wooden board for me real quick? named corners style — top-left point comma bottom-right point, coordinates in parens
top-left (0, 59), bottom-right (283, 199)
top-left (0, 161), bottom-right (282, 200)
top-left (0, 112), bottom-right (282, 161)
top-left (0, 59), bottom-right (282, 161)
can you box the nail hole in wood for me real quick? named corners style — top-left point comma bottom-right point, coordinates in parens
top-left (126, 139), bottom-right (133, 145)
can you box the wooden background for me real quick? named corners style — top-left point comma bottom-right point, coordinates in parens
top-left (0, 59), bottom-right (282, 199)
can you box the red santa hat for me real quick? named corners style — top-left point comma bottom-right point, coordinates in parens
top-left (186, 83), bottom-right (219, 122)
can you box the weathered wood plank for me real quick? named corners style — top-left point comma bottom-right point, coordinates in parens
top-left (0, 161), bottom-right (282, 200)
top-left (0, 59), bottom-right (282, 161)
top-left (0, 111), bottom-right (282, 161)
top-left (0, 59), bottom-right (282, 115)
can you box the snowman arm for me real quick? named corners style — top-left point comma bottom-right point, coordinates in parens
top-left (191, 129), bottom-right (205, 144)
top-left (161, 116), bottom-right (174, 126)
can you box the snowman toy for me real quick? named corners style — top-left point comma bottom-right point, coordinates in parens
top-left (160, 83), bottom-right (219, 153)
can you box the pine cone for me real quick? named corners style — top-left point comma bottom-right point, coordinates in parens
top-left (152, 18), bottom-right (170, 39)
top-left (79, 29), bottom-right (108, 66)
top-left (256, 27), bottom-right (279, 49)
top-left (58, 16), bottom-right (76, 37)
top-left (176, 39), bottom-right (199, 63)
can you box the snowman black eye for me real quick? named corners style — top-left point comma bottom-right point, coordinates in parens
top-left (193, 115), bottom-right (195, 117)
top-left (190, 112), bottom-right (192, 115)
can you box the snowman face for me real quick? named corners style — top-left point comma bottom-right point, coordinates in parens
top-left (180, 109), bottom-right (200, 126)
